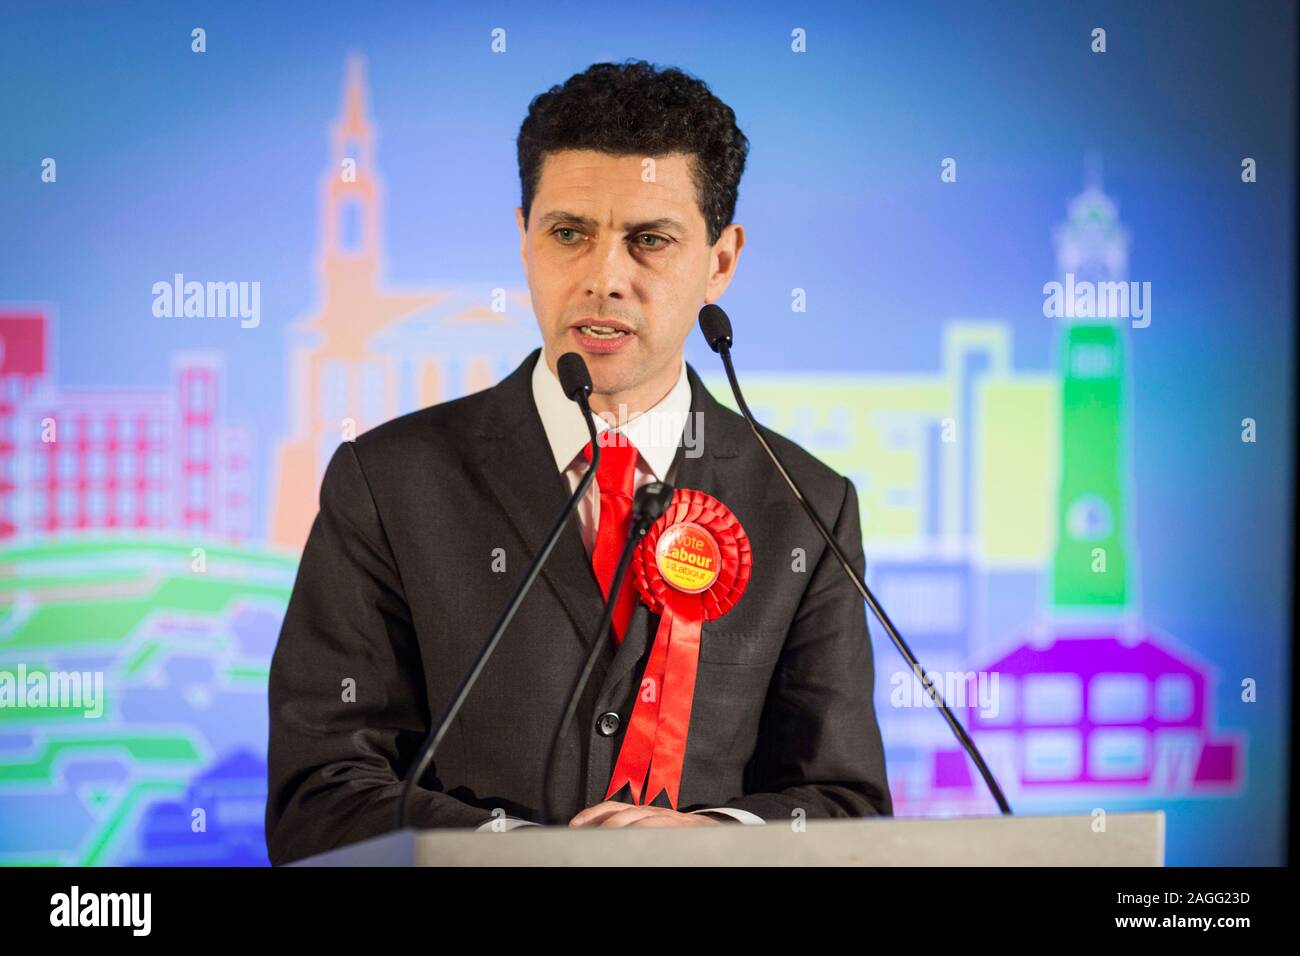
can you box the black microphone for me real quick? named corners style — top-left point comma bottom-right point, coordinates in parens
top-left (396, 352), bottom-right (603, 830)
top-left (698, 303), bottom-right (1013, 815)
top-left (540, 480), bottom-right (674, 826)
top-left (556, 350), bottom-right (594, 403)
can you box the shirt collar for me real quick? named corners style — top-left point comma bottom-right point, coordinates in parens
top-left (531, 351), bottom-right (691, 481)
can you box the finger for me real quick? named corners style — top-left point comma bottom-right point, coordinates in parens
top-left (569, 800), bottom-right (629, 828)
top-left (624, 814), bottom-right (690, 828)
top-left (568, 800), bottom-right (617, 827)
top-left (599, 807), bottom-right (660, 828)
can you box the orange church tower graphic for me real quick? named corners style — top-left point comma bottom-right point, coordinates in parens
top-left (269, 55), bottom-right (536, 551)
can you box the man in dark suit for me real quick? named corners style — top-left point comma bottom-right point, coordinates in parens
top-left (266, 60), bottom-right (890, 865)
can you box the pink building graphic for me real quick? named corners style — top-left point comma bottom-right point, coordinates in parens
top-left (934, 635), bottom-right (1242, 794)
top-left (0, 310), bottom-right (252, 543)
top-left (0, 312), bottom-right (47, 539)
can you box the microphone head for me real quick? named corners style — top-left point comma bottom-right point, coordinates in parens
top-left (698, 304), bottom-right (733, 353)
top-left (556, 352), bottom-right (592, 402)
top-left (632, 481), bottom-right (674, 527)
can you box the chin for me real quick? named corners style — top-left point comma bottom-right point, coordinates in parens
top-left (590, 364), bottom-right (643, 395)
top-left (588, 373), bottom-right (635, 398)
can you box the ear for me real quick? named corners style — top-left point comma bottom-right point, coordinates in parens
top-left (515, 207), bottom-right (528, 269)
top-left (703, 223), bottom-right (745, 303)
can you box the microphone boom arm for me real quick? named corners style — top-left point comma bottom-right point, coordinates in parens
top-left (396, 363), bottom-right (604, 830)
top-left (715, 341), bottom-right (1013, 816)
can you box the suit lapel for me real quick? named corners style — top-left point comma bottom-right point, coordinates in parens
top-left (471, 350), bottom-right (610, 661)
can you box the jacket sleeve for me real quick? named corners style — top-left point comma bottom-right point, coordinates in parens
top-left (706, 475), bottom-right (893, 824)
top-left (266, 441), bottom-right (494, 865)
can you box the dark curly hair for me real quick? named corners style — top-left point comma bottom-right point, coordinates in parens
top-left (517, 60), bottom-right (749, 246)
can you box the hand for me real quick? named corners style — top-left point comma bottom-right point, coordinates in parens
top-left (569, 800), bottom-right (725, 828)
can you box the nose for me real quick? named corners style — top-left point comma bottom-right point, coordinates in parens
top-left (583, 229), bottom-right (633, 302)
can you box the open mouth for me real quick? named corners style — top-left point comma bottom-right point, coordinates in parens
top-left (570, 320), bottom-right (636, 353)
top-left (576, 324), bottom-right (629, 339)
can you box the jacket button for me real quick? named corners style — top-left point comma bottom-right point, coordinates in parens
top-left (596, 711), bottom-right (621, 736)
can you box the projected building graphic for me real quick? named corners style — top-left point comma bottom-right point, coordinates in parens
top-left (1050, 181), bottom-right (1132, 610)
top-left (925, 176), bottom-right (1243, 805)
top-left (267, 55), bottom-right (534, 553)
top-left (0, 315), bottom-right (252, 544)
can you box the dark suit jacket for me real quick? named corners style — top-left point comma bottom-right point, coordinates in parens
top-left (266, 348), bottom-right (891, 864)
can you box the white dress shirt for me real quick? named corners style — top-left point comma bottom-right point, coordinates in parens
top-left (474, 354), bottom-right (765, 831)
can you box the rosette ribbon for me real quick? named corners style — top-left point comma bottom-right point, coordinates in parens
top-left (603, 488), bottom-right (752, 809)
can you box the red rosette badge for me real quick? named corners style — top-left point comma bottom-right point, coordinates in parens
top-left (603, 488), bottom-right (752, 809)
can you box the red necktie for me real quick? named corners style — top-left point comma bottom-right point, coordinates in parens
top-left (582, 435), bottom-right (640, 645)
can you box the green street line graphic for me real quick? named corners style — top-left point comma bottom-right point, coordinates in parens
top-left (80, 779), bottom-right (190, 866)
top-left (0, 735), bottom-right (201, 783)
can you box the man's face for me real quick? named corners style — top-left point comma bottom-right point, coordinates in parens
top-left (516, 149), bottom-right (743, 406)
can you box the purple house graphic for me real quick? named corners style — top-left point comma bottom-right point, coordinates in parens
top-left (933, 634), bottom-right (1242, 794)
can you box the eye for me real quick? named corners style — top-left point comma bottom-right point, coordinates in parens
top-left (553, 227), bottom-right (583, 244)
top-left (633, 233), bottom-right (670, 249)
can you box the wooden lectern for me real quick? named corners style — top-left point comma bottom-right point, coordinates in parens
top-left (290, 811), bottom-right (1164, 866)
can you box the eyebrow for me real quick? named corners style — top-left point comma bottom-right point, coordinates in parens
top-left (535, 210), bottom-right (688, 235)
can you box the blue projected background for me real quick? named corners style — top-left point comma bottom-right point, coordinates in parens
top-left (0, 0), bottom-right (1294, 865)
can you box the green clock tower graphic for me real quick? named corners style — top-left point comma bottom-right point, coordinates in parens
top-left (1050, 168), bottom-right (1134, 611)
